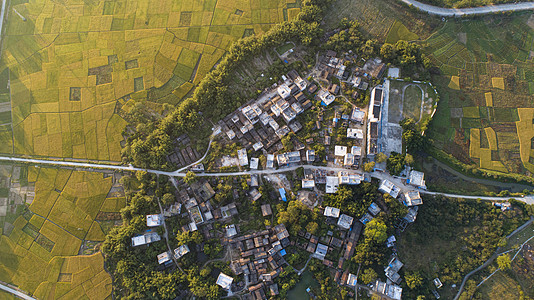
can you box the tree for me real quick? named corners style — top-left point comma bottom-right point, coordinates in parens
top-left (404, 153), bottom-right (414, 166)
top-left (497, 254), bottom-right (511, 270)
top-left (376, 152), bottom-right (387, 163)
top-left (364, 161), bottom-right (375, 173)
top-left (176, 231), bottom-right (202, 246)
top-left (364, 219), bottom-right (387, 243)
top-left (360, 268), bottom-right (378, 284)
top-left (184, 171), bottom-right (197, 184)
top-left (386, 152), bottom-right (405, 175)
top-left (405, 271), bottom-right (423, 289)
top-left (380, 43), bottom-right (396, 61)
top-left (162, 193), bottom-right (175, 205)
top-left (306, 222), bottom-right (319, 234)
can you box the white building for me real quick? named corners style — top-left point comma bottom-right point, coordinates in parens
top-left (347, 128), bottom-right (363, 139)
top-left (404, 191), bottom-right (423, 206)
top-left (266, 154), bottom-right (275, 169)
top-left (325, 176), bottom-right (339, 194)
top-left (337, 214), bottom-right (354, 229)
top-left (237, 148), bottom-right (248, 166)
top-left (157, 251), bottom-right (171, 264)
top-left (302, 179), bottom-right (315, 189)
top-left (408, 170), bottom-right (426, 189)
top-left (146, 214), bottom-right (162, 227)
top-left (131, 231), bottom-right (161, 247)
top-left (324, 206), bottom-right (340, 218)
top-left (174, 244), bottom-right (190, 259)
top-left (378, 180), bottom-right (400, 198)
top-left (334, 145), bottom-right (348, 157)
top-left (347, 273), bottom-right (358, 287)
top-left (318, 89), bottom-right (335, 106)
top-left (277, 84), bottom-right (292, 99)
top-left (216, 273), bottom-right (234, 290)
top-left (250, 157), bottom-right (259, 170)
top-left (226, 224), bottom-right (237, 238)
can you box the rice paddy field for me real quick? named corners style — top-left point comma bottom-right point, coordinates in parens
top-left (424, 13), bottom-right (534, 175)
top-left (0, 166), bottom-right (125, 299)
top-left (0, 0), bottom-right (299, 161)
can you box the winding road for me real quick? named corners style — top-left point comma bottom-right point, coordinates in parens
top-left (399, 0), bottom-right (534, 16)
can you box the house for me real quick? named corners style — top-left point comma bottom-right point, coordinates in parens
top-left (226, 224), bottom-right (238, 238)
top-left (277, 84), bottom-right (292, 99)
top-left (351, 146), bottom-right (362, 157)
top-left (329, 84), bottom-right (340, 95)
top-left (338, 172), bottom-right (363, 185)
top-left (291, 102), bottom-right (304, 115)
top-left (337, 214), bottom-right (354, 230)
top-left (266, 154), bottom-right (275, 169)
top-left (385, 256), bottom-right (404, 284)
top-left (351, 108), bottom-right (365, 124)
top-left (404, 191), bottom-right (423, 206)
top-left (302, 179), bottom-right (315, 189)
top-left (252, 142), bottom-right (263, 151)
top-left (368, 202), bottom-right (381, 216)
top-left (282, 107), bottom-right (296, 123)
top-left (374, 280), bottom-right (402, 300)
top-left (146, 214), bottom-right (162, 227)
top-left (131, 231), bottom-right (161, 247)
top-left (226, 129), bottom-right (236, 140)
top-left (346, 273), bottom-right (358, 287)
top-left (347, 128), bottom-right (363, 139)
top-left (158, 251), bottom-right (171, 265)
top-left (317, 89), bottom-right (335, 106)
top-left (306, 150), bottom-right (315, 162)
top-left (250, 188), bottom-right (262, 201)
top-left (363, 58), bottom-right (387, 79)
top-left (378, 180), bottom-right (400, 198)
top-left (334, 145), bottom-right (348, 157)
top-left (386, 235), bottom-right (396, 248)
top-left (325, 176), bottom-right (339, 194)
top-left (174, 244), bottom-right (190, 259)
top-left (298, 190), bottom-right (317, 209)
top-left (250, 158), bottom-right (259, 170)
top-left (261, 204), bottom-right (272, 217)
top-left (343, 153), bottom-right (355, 167)
top-left (220, 203), bottom-right (238, 218)
top-left (216, 273), bottom-right (234, 290)
top-left (314, 243), bottom-right (328, 260)
top-left (242, 105), bottom-right (262, 124)
top-left (237, 149), bottom-right (248, 166)
top-left (359, 212), bottom-right (374, 225)
top-left (269, 284), bottom-right (279, 296)
top-left (404, 206), bottom-right (419, 223)
top-left (308, 83), bottom-right (318, 94)
top-left (324, 206), bottom-right (340, 218)
top-left (277, 151), bottom-right (301, 166)
top-left (189, 206), bottom-right (204, 223)
top-left (408, 170), bottom-right (426, 189)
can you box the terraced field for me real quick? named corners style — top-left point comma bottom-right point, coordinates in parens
top-left (0, 167), bottom-right (125, 299)
top-left (0, 0), bottom-right (299, 160)
top-left (425, 13), bottom-right (534, 175)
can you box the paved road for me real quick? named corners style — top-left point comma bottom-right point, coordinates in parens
top-left (453, 217), bottom-right (534, 300)
top-left (0, 155), bottom-right (531, 203)
top-left (399, 0), bottom-right (534, 16)
top-left (0, 283), bottom-right (35, 300)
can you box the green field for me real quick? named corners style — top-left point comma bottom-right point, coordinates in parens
top-left (424, 14), bottom-right (534, 175)
top-left (0, 0), bottom-right (299, 161)
top-left (0, 167), bottom-right (125, 299)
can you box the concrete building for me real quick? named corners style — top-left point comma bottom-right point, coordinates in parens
top-left (337, 214), bottom-right (354, 230)
top-left (146, 214), bottom-right (162, 227)
top-left (324, 206), bottom-right (340, 218)
top-left (216, 273), bottom-right (234, 290)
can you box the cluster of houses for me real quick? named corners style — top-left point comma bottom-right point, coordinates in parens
top-left (167, 134), bottom-right (203, 168)
top-left (222, 224), bottom-right (291, 299)
top-left (216, 70), bottom-right (314, 154)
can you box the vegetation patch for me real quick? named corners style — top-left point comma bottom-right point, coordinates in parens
top-left (385, 20), bottom-right (419, 44)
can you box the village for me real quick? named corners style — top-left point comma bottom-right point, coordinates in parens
top-left (130, 48), bottom-right (440, 300)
